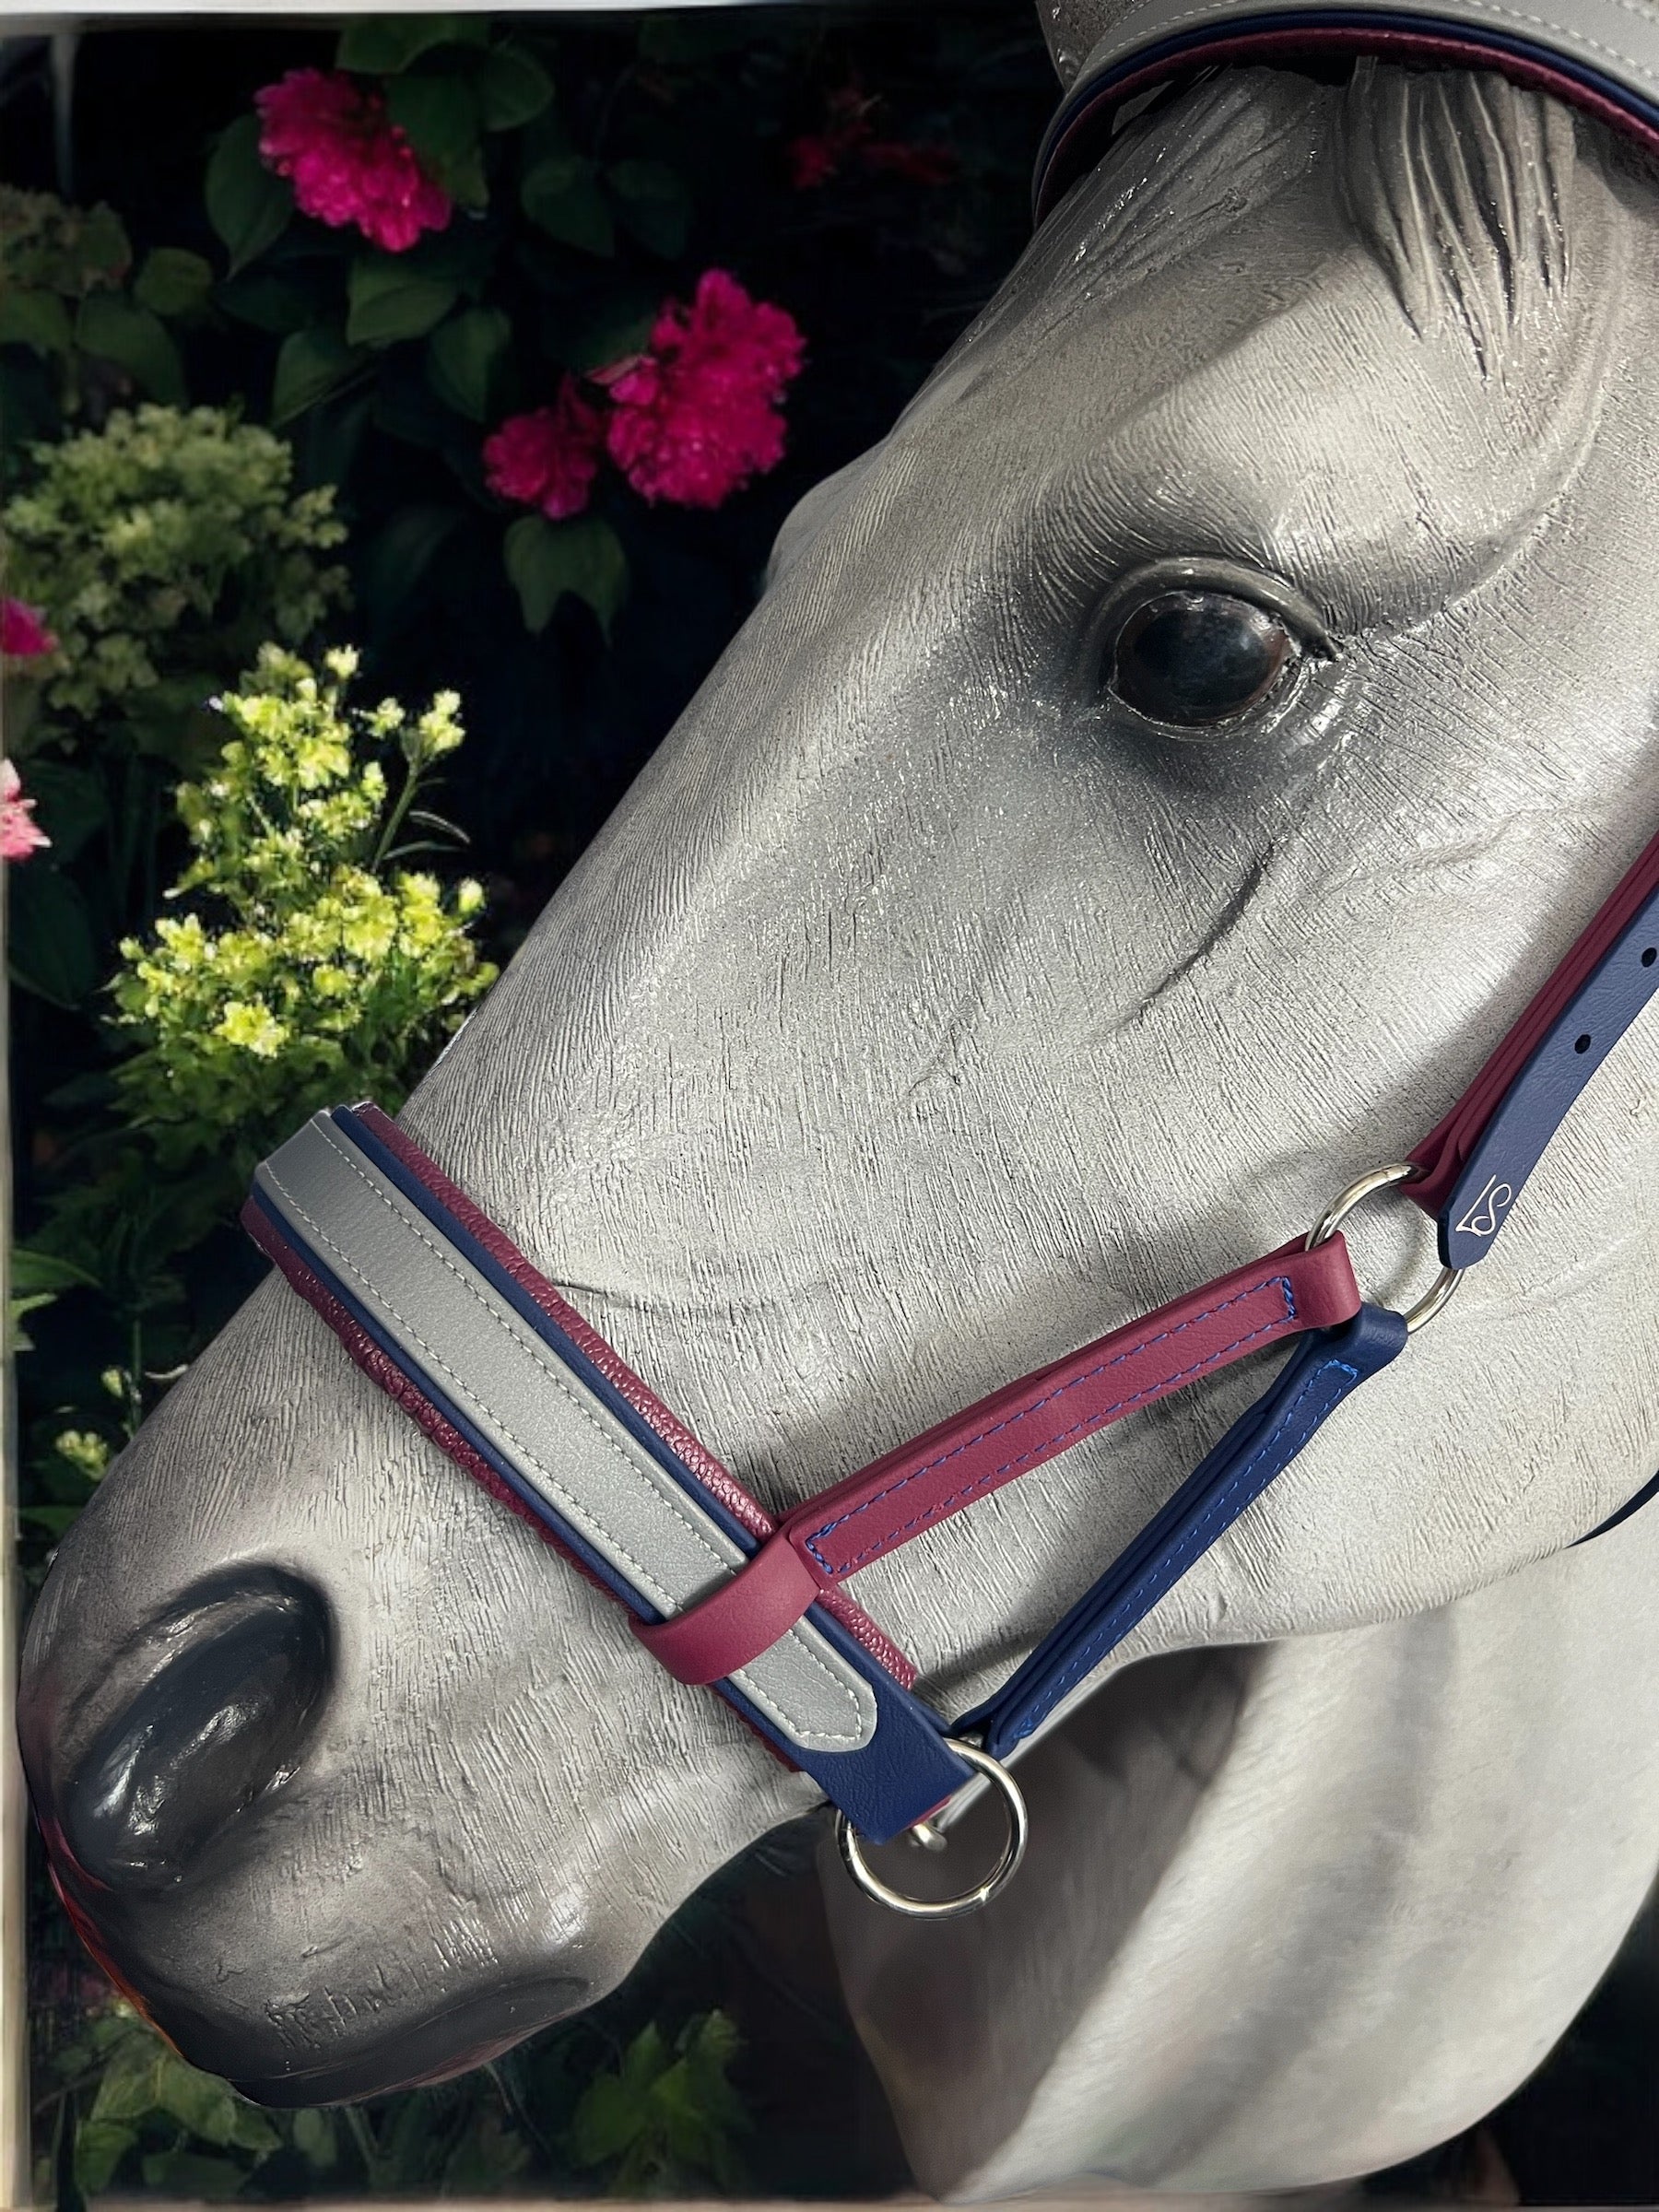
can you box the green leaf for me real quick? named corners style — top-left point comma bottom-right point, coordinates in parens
top-left (442, 142), bottom-right (489, 211)
top-left (335, 15), bottom-right (488, 72)
top-left (8, 863), bottom-right (99, 1008)
top-left (12, 1246), bottom-right (100, 1295)
top-left (18, 1504), bottom-right (84, 1538)
top-left (205, 115), bottom-right (292, 273)
top-left (89, 2041), bottom-right (164, 2124)
top-left (291, 2107), bottom-right (339, 2169)
top-left (362, 504), bottom-right (464, 618)
top-left (0, 287), bottom-right (74, 354)
top-left (474, 41), bottom-right (553, 129)
top-left (134, 246), bottom-right (214, 319)
top-left (14, 760), bottom-right (104, 863)
top-left (606, 159), bottom-right (691, 258)
top-left (74, 2117), bottom-right (136, 2196)
top-left (271, 325), bottom-right (365, 424)
top-left (215, 268), bottom-right (320, 335)
top-left (565, 293), bottom-right (657, 374)
top-left (347, 257), bottom-right (459, 347)
top-left (385, 70), bottom-right (480, 179)
top-left (153, 2052), bottom-right (276, 2148)
top-left (503, 514), bottom-right (629, 637)
top-left (569, 2072), bottom-right (646, 2166)
top-left (426, 304), bottom-right (511, 419)
top-left (522, 155), bottom-right (614, 255)
top-left (74, 294), bottom-right (184, 402)
top-left (79, 204), bottom-right (135, 283)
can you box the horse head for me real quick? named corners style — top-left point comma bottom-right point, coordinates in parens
top-left (19, 11), bottom-right (1659, 2193)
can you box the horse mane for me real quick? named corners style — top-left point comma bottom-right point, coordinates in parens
top-left (1012, 58), bottom-right (1585, 384)
top-left (1336, 60), bottom-right (1577, 372)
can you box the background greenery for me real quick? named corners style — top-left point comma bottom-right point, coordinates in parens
top-left (3, 6), bottom-right (1655, 2204)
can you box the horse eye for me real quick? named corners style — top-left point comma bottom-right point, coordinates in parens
top-left (1109, 590), bottom-right (1298, 727)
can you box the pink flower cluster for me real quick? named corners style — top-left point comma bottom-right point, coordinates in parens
top-left (483, 271), bottom-right (806, 521)
top-left (482, 378), bottom-right (606, 522)
top-left (1, 759), bottom-right (49, 863)
top-left (2, 598), bottom-right (55, 661)
top-left (255, 70), bottom-right (451, 254)
top-left (788, 87), bottom-right (956, 193)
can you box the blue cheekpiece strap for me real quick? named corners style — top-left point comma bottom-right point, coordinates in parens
top-left (1439, 880), bottom-right (1659, 1267)
top-left (961, 1305), bottom-right (1409, 1760)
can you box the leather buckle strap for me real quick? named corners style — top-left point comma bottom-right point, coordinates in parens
top-left (1408, 823), bottom-right (1659, 1260)
top-left (629, 1235), bottom-right (1360, 1686)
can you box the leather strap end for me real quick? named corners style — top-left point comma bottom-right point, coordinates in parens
top-left (1287, 1230), bottom-right (1362, 1328)
top-left (631, 1530), bottom-right (825, 1686)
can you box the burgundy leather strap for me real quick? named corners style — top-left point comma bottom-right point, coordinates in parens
top-left (632, 1532), bottom-right (821, 1683)
top-left (1409, 823), bottom-right (1659, 1214)
top-left (634, 1234), bottom-right (1359, 1686)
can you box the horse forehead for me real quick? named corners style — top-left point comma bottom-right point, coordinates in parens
top-left (883, 201), bottom-right (1613, 634)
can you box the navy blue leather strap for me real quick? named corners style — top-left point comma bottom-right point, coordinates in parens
top-left (1434, 878), bottom-right (1659, 1268)
top-left (961, 1305), bottom-right (1410, 1760)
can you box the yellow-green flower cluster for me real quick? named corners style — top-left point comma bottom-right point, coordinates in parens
top-left (2, 405), bottom-right (347, 736)
top-left (112, 646), bottom-right (494, 1166)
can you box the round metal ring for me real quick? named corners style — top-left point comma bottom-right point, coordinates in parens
top-left (1305, 1161), bottom-right (1463, 1335)
top-left (834, 1739), bottom-right (1029, 1920)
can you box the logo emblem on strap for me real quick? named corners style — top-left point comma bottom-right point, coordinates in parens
top-left (1453, 1175), bottom-right (1514, 1241)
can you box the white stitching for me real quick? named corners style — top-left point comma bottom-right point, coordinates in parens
top-left (268, 1135), bottom-right (865, 1746)
top-left (265, 1127), bottom-right (866, 1745)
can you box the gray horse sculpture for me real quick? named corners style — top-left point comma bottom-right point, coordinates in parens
top-left (18, 11), bottom-right (1659, 2196)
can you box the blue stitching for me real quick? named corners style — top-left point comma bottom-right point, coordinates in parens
top-left (806, 1272), bottom-right (1298, 1575)
top-left (1006, 1359), bottom-right (1359, 1736)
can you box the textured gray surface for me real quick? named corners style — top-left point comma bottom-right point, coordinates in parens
top-left (17, 50), bottom-right (1659, 2195)
top-left (254, 1117), bottom-right (875, 1754)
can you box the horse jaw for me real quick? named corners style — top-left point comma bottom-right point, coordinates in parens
top-left (825, 1506), bottom-right (1659, 2196)
top-left (18, 62), bottom-right (1659, 2168)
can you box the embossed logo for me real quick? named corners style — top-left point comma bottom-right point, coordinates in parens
top-left (1453, 1174), bottom-right (1513, 1241)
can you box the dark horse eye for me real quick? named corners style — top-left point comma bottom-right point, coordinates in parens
top-left (1110, 590), bottom-right (1297, 727)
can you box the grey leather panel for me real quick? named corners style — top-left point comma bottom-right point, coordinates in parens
top-left (1068, 0), bottom-right (1659, 112)
top-left (254, 1115), bottom-right (876, 1753)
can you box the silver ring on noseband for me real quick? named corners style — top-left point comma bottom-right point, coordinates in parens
top-left (1306, 1162), bottom-right (1462, 1335)
top-left (835, 1738), bottom-right (1029, 1918)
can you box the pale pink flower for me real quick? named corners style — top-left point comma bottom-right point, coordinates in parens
top-left (601, 270), bottom-right (806, 510)
top-left (483, 380), bottom-right (606, 521)
top-left (1, 759), bottom-right (49, 862)
top-left (1, 598), bottom-right (56, 660)
top-left (255, 69), bottom-right (451, 254)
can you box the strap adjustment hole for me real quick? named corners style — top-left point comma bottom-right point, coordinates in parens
top-left (1575, 1033), bottom-right (1593, 1054)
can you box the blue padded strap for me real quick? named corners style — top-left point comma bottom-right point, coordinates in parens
top-left (1439, 880), bottom-right (1659, 1267)
top-left (962, 1305), bottom-right (1409, 1761)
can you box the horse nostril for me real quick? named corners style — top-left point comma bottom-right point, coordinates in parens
top-left (61, 1574), bottom-right (331, 1894)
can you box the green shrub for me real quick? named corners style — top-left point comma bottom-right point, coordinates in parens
top-left (112, 643), bottom-right (494, 1172)
top-left (3, 404), bottom-right (347, 762)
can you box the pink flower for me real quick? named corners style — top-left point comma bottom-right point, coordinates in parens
top-left (787, 134), bottom-right (844, 190)
top-left (1, 598), bottom-right (55, 660)
top-left (1, 759), bottom-right (49, 862)
top-left (786, 86), bottom-right (953, 191)
top-left (483, 380), bottom-right (606, 520)
top-left (254, 69), bottom-right (451, 254)
top-left (788, 86), bottom-right (873, 190)
top-left (601, 271), bottom-right (806, 511)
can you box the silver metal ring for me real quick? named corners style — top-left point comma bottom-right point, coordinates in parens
top-left (834, 1739), bottom-right (1029, 1920)
top-left (1306, 1161), bottom-right (1463, 1335)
